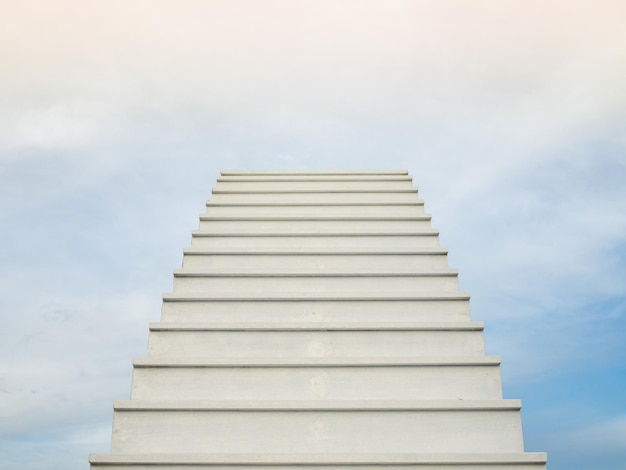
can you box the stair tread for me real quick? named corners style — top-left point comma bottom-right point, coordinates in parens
top-left (221, 170), bottom-right (410, 175)
top-left (163, 294), bottom-right (470, 301)
top-left (173, 270), bottom-right (458, 277)
top-left (114, 399), bottom-right (521, 411)
top-left (207, 201), bottom-right (425, 206)
top-left (212, 190), bottom-right (420, 195)
top-left (183, 248), bottom-right (447, 254)
top-left (148, 321), bottom-right (482, 331)
top-left (192, 231), bottom-right (440, 236)
top-left (163, 292), bottom-right (471, 301)
top-left (90, 452), bottom-right (547, 464)
top-left (199, 216), bottom-right (431, 221)
top-left (217, 176), bottom-right (413, 182)
top-left (133, 356), bottom-right (500, 367)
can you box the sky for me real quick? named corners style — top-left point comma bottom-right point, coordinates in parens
top-left (1, 1), bottom-right (625, 468)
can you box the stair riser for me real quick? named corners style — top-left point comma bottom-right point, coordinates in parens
top-left (209, 194), bottom-right (421, 203)
top-left (131, 366), bottom-right (502, 401)
top-left (172, 276), bottom-right (459, 294)
top-left (111, 410), bottom-right (524, 453)
top-left (197, 220), bottom-right (432, 233)
top-left (147, 330), bottom-right (485, 357)
top-left (204, 206), bottom-right (425, 217)
top-left (91, 463), bottom-right (546, 470)
top-left (182, 254), bottom-right (449, 272)
top-left (161, 300), bottom-right (471, 323)
top-left (190, 236), bottom-right (440, 249)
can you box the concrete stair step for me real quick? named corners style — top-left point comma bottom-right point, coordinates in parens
top-left (220, 170), bottom-right (410, 176)
top-left (90, 452), bottom-right (547, 469)
top-left (148, 321), bottom-right (481, 330)
top-left (184, 247), bottom-right (447, 254)
top-left (218, 173), bottom-right (413, 180)
top-left (130, 356), bottom-right (502, 401)
top-left (209, 193), bottom-right (421, 203)
top-left (190, 233), bottom-right (441, 249)
top-left (214, 181), bottom-right (415, 191)
top-left (170, 272), bottom-right (459, 294)
top-left (203, 203), bottom-right (425, 217)
top-left (110, 400), bottom-right (524, 454)
top-left (212, 188), bottom-right (418, 194)
top-left (181, 251), bottom-right (450, 272)
top-left (161, 295), bottom-right (471, 323)
top-left (196, 217), bottom-right (433, 233)
top-left (163, 291), bottom-right (470, 300)
top-left (146, 322), bottom-right (485, 357)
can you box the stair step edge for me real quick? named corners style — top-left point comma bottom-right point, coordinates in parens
top-left (199, 216), bottom-right (431, 221)
top-left (191, 231), bottom-right (440, 237)
top-left (183, 248), bottom-right (448, 255)
top-left (113, 399), bottom-right (522, 411)
top-left (148, 321), bottom-right (483, 331)
top-left (172, 270), bottom-right (459, 278)
top-left (212, 189), bottom-right (419, 194)
top-left (90, 452), bottom-right (547, 465)
top-left (207, 201), bottom-right (425, 206)
top-left (133, 356), bottom-right (501, 367)
top-left (220, 170), bottom-right (410, 176)
top-left (162, 292), bottom-right (472, 301)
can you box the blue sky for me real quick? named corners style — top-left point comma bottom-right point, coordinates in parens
top-left (1, 1), bottom-right (625, 469)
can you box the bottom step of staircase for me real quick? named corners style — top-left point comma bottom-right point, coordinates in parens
top-left (90, 452), bottom-right (547, 469)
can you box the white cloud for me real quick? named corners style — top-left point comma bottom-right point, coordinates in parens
top-left (572, 415), bottom-right (626, 453)
top-left (9, 105), bottom-right (98, 150)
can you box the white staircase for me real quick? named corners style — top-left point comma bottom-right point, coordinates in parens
top-left (90, 170), bottom-right (547, 469)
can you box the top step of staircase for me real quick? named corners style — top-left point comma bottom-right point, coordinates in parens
top-left (221, 170), bottom-right (409, 176)
top-left (218, 176), bottom-right (413, 182)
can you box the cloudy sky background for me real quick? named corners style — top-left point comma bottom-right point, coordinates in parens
top-left (1, 1), bottom-right (625, 468)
